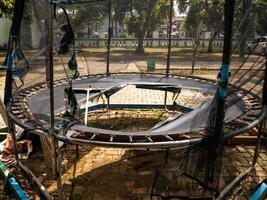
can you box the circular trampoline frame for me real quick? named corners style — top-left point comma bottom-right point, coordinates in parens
top-left (7, 72), bottom-right (266, 150)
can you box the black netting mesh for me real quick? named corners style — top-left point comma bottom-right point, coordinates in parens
top-left (5, 0), bottom-right (266, 198)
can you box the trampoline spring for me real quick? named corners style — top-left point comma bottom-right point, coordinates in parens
top-left (165, 135), bottom-right (174, 141)
top-left (90, 133), bottom-right (97, 140)
top-left (11, 107), bottom-right (21, 111)
top-left (19, 93), bottom-right (28, 98)
top-left (251, 106), bottom-right (262, 110)
top-left (129, 136), bottom-right (133, 143)
top-left (17, 115), bottom-right (26, 119)
top-left (146, 136), bottom-right (153, 143)
top-left (109, 135), bottom-right (114, 142)
top-left (12, 110), bottom-right (21, 114)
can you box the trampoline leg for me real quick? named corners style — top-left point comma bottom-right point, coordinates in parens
top-left (165, 149), bottom-right (169, 164)
top-left (73, 145), bottom-right (79, 179)
top-left (150, 168), bottom-right (159, 200)
top-left (76, 145), bottom-right (80, 160)
top-left (84, 89), bottom-right (90, 126)
top-left (52, 136), bottom-right (63, 200)
top-left (9, 121), bottom-right (20, 166)
top-left (252, 123), bottom-right (263, 166)
top-left (107, 97), bottom-right (110, 110)
top-left (0, 99), bottom-right (8, 126)
top-left (164, 91), bottom-right (168, 111)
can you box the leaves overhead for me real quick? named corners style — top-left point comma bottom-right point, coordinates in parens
top-left (0, 0), bottom-right (14, 17)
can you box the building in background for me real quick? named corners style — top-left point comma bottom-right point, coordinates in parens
top-left (0, 18), bottom-right (11, 47)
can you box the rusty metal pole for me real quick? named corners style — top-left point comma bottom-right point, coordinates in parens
top-left (164, 0), bottom-right (173, 110)
top-left (49, 2), bottom-right (63, 200)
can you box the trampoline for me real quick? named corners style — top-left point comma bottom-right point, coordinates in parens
top-left (7, 73), bottom-right (263, 149)
top-left (2, 0), bottom-right (267, 199)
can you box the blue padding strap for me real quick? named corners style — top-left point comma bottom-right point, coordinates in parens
top-left (7, 50), bottom-right (16, 70)
top-left (218, 64), bottom-right (229, 99)
top-left (8, 177), bottom-right (29, 200)
top-left (250, 180), bottom-right (267, 200)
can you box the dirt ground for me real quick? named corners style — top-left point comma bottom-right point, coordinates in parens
top-left (18, 143), bottom-right (267, 200)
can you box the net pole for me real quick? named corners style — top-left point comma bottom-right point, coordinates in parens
top-left (214, 0), bottom-right (235, 139)
top-left (206, 0), bottom-right (235, 192)
top-left (166, 0), bottom-right (173, 76)
top-left (210, 0), bottom-right (235, 198)
top-left (4, 0), bottom-right (25, 167)
top-left (49, 3), bottom-right (63, 200)
top-left (106, 0), bottom-right (112, 76)
top-left (164, 0), bottom-right (173, 109)
top-left (262, 55), bottom-right (267, 105)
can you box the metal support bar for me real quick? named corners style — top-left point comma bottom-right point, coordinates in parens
top-left (164, 0), bottom-right (173, 110)
top-left (166, 0), bottom-right (173, 76)
top-left (106, 0), bottom-right (112, 76)
top-left (216, 124), bottom-right (263, 200)
top-left (0, 98), bottom-right (8, 126)
top-left (48, 3), bottom-right (63, 200)
top-left (107, 97), bottom-right (110, 110)
top-left (84, 89), bottom-right (90, 126)
top-left (164, 92), bottom-right (168, 110)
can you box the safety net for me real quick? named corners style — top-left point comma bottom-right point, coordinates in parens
top-left (3, 0), bottom-right (266, 199)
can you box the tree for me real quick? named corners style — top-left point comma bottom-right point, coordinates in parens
top-left (177, 0), bottom-right (207, 74)
top-left (233, 0), bottom-right (267, 57)
top-left (206, 0), bottom-right (224, 52)
top-left (177, 0), bottom-right (224, 53)
top-left (254, 0), bottom-right (267, 35)
top-left (114, 0), bottom-right (170, 53)
top-left (0, 0), bottom-right (14, 18)
top-left (234, 0), bottom-right (254, 57)
top-left (59, 0), bottom-right (170, 53)
top-left (64, 3), bottom-right (107, 36)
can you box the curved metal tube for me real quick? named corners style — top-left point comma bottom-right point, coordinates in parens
top-left (6, 103), bottom-right (267, 149)
top-left (224, 105), bottom-right (267, 139)
top-left (18, 160), bottom-right (52, 200)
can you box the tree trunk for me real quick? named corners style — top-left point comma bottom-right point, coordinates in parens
top-left (135, 0), bottom-right (156, 53)
top-left (208, 31), bottom-right (218, 53)
top-left (136, 34), bottom-right (145, 54)
top-left (87, 24), bottom-right (90, 38)
top-left (191, 46), bottom-right (198, 74)
top-left (115, 20), bottom-right (118, 37)
top-left (191, 34), bottom-right (200, 74)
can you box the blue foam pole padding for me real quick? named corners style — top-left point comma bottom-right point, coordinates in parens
top-left (8, 177), bottom-right (29, 200)
top-left (250, 179), bottom-right (267, 200)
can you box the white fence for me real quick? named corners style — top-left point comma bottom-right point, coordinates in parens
top-left (76, 38), bottom-right (252, 48)
top-left (0, 18), bottom-right (11, 46)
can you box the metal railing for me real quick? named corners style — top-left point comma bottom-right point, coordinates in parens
top-left (76, 37), bottom-right (253, 48)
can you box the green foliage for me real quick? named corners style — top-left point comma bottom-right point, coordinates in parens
top-left (177, 0), bottom-right (224, 39)
top-left (233, 0), bottom-right (267, 56)
top-left (57, 0), bottom-right (171, 52)
top-left (205, 1), bottom-right (224, 32)
top-left (114, 0), bottom-right (170, 52)
top-left (254, 0), bottom-right (267, 35)
top-left (0, 0), bottom-right (14, 17)
top-left (183, 0), bottom-right (206, 39)
top-left (177, 0), bottom-right (266, 55)
top-left (124, 0), bottom-right (170, 36)
top-left (64, 3), bottom-right (107, 33)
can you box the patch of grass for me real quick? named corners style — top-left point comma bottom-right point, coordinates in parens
top-left (87, 109), bottom-right (173, 131)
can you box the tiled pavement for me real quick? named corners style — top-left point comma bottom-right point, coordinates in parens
top-left (21, 144), bottom-right (267, 200)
